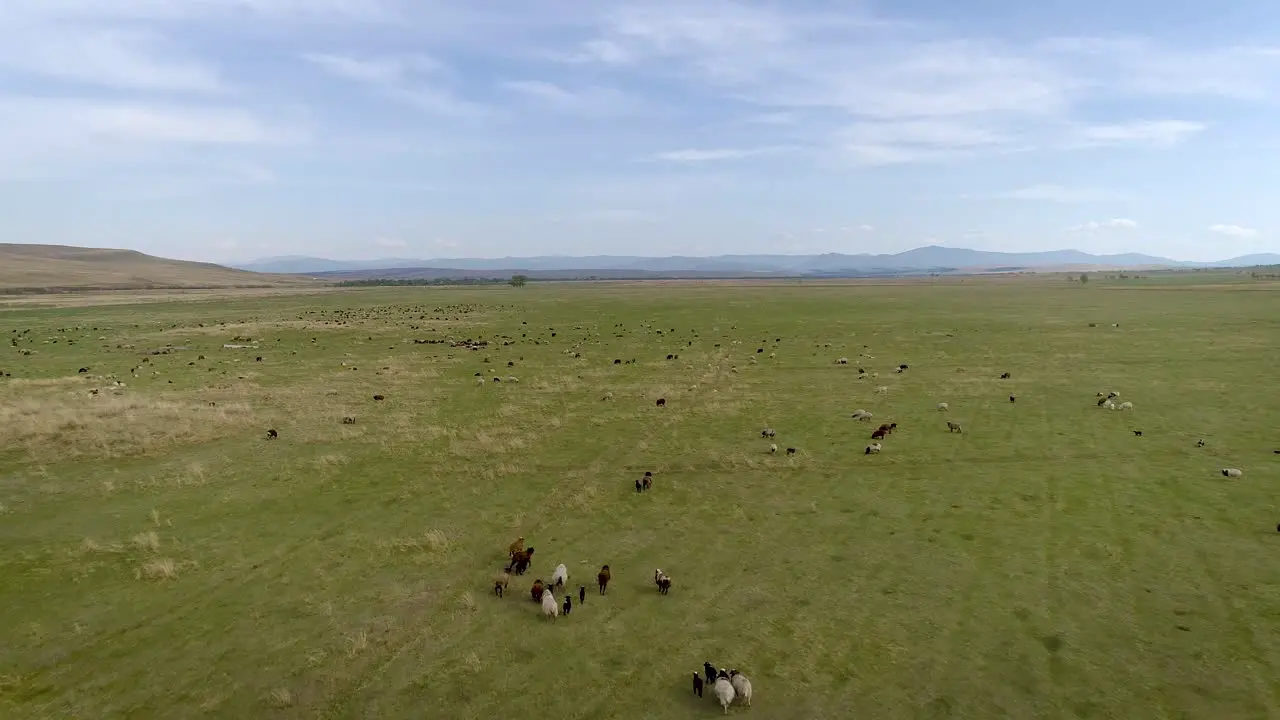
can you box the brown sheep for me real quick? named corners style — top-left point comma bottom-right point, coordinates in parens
top-left (507, 535), bottom-right (525, 557)
top-left (871, 428), bottom-right (887, 440)
top-left (597, 565), bottom-right (611, 594)
top-left (876, 422), bottom-right (897, 434)
top-left (656, 398), bottom-right (666, 407)
top-left (530, 579), bottom-right (545, 602)
top-left (510, 547), bottom-right (535, 574)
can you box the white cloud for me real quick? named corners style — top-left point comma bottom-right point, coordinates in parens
top-left (988, 184), bottom-right (1117, 202)
top-left (1072, 218), bottom-right (1139, 232)
top-left (303, 53), bottom-right (482, 115)
top-left (836, 119), bottom-right (1012, 165)
top-left (649, 146), bottom-right (789, 163)
top-left (1208, 224), bottom-right (1258, 238)
top-left (1074, 120), bottom-right (1206, 147)
top-left (499, 80), bottom-right (642, 116)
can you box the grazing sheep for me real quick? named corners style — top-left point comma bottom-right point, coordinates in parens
top-left (876, 385), bottom-right (889, 394)
top-left (342, 416), bottom-right (356, 424)
top-left (761, 428), bottom-right (776, 438)
top-left (494, 571), bottom-right (509, 597)
top-left (597, 565), bottom-right (611, 594)
top-left (851, 409), bottom-right (873, 421)
top-left (1009, 395), bottom-right (1016, 403)
top-left (506, 376), bottom-right (519, 383)
top-left (266, 428), bottom-right (278, 439)
top-left (703, 663), bottom-right (718, 687)
top-left (579, 585), bottom-right (586, 604)
top-left (1118, 401), bottom-right (1133, 411)
top-left (769, 443), bottom-right (778, 454)
top-left (1133, 430), bottom-right (1143, 437)
top-left (562, 595), bottom-right (572, 616)
top-left (654, 569), bottom-right (672, 594)
top-left (785, 447), bottom-right (796, 456)
top-left (729, 670), bottom-right (753, 706)
top-left (899, 364), bottom-right (909, 370)
top-left (1097, 396), bottom-right (1109, 407)
top-left (877, 422), bottom-right (897, 434)
top-left (541, 589), bottom-right (559, 621)
top-left (510, 547), bottom-right (535, 574)
top-left (947, 421), bottom-right (963, 433)
top-left (1107, 391), bottom-right (1120, 399)
top-left (1000, 372), bottom-right (1011, 379)
top-left (871, 428), bottom-right (887, 440)
top-left (937, 402), bottom-right (949, 411)
top-left (493, 377), bottom-right (501, 383)
top-left (1222, 468), bottom-right (1243, 478)
top-left (656, 398), bottom-right (666, 407)
top-left (1197, 439), bottom-right (1205, 447)
top-left (551, 563), bottom-right (568, 589)
top-left (78, 367), bottom-right (89, 373)
top-left (714, 671), bottom-right (736, 714)
top-left (373, 394), bottom-right (385, 401)
top-left (837, 357), bottom-right (848, 364)
top-left (865, 442), bottom-right (882, 454)
top-left (530, 579), bottom-right (545, 602)
top-left (692, 672), bottom-right (704, 698)
top-left (602, 391), bottom-right (614, 401)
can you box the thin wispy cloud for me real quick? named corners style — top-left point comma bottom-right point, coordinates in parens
top-left (1072, 218), bottom-right (1139, 232)
top-left (986, 184), bottom-right (1120, 203)
top-left (2, 0), bottom-right (1279, 263)
top-left (649, 146), bottom-right (791, 163)
top-left (1208, 224), bottom-right (1258, 238)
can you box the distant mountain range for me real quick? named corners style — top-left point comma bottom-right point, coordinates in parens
top-left (234, 246), bottom-right (1280, 277)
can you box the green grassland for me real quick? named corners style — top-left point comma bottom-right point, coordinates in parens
top-left (2, 276), bottom-right (1279, 719)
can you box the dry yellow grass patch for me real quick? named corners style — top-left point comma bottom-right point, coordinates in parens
top-left (0, 381), bottom-right (255, 460)
top-left (131, 531), bottom-right (161, 553)
top-left (267, 687), bottom-right (294, 708)
top-left (137, 558), bottom-right (180, 580)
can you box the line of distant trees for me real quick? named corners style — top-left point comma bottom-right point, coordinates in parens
top-left (333, 277), bottom-right (509, 287)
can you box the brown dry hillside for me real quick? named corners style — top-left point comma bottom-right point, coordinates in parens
top-left (0, 244), bottom-right (314, 292)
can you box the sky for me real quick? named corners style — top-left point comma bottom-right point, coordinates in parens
top-left (2, 0), bottom-right (1280, 263)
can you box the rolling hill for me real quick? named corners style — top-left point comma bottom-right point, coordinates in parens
top-left (0, 244), bottom-right (310, 292)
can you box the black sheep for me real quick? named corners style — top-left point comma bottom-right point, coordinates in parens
top-left (1133, 430), bottom-right (1143, 437)
top-left (786, 447), bottom-right (796, 456)
top-left (635, 478), bottom-right (643, 492)
top-left (692, 672), bottom-right (704, 698)
top-left (579, 585), bottom-right (586, 604)
top-left (266, 429), bottom-right (278, 439)
top-left (562, 595), bottom-right (572, 616)
top-left (703, 662), bottom-right (717, 687)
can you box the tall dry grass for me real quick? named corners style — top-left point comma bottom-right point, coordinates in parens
top-left (0, 378), bottom-right (256, 459)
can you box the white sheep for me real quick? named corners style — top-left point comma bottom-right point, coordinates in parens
top-left (729, 670), bottom-right (753, 706)
top-left (876, 386), bottom-right (889, 394)
top-left (865, 442), bottom-right (882, 455)
top-left (936, 402), bottom-right (949, 411)
top-left (551, 563), bottom-right (568, 589)
top-left (1222, 468), bottom-right (1243, 478)
top-left (836, 357), bottom-right (849, 365)
top-left (713, 673), bottom-right (736, 714)
top-left (851, 409), bottom-right (873, 421)
top-left (541, 589), bottom-right (559, 620)
top-left (769, 443), bottom-right (778, 454)
top-left (1118, 401), bottom-right (1133, 410)
top-left (506, 376), bottom-right (519, 383)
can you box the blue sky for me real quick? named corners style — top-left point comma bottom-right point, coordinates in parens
top-left (2, 0), bottom-right (1279, 263)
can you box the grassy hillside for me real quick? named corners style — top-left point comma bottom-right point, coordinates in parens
top-left (0, 244), bottom-right (314, 292)
top-left (2, 276), bottom-right (1279, 718)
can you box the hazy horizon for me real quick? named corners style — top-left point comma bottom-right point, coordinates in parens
top-left (3, 1), bottom-right (1280, 264)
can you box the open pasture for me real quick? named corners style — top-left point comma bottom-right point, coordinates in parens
top-left (2, 277), bottom-right (1279, 719)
